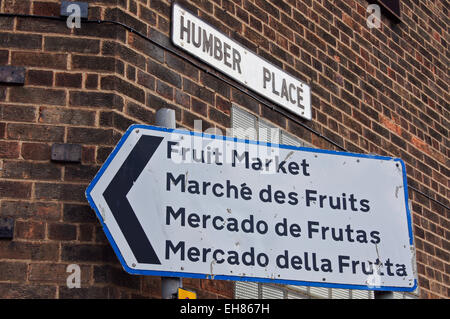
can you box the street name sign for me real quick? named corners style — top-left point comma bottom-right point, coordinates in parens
top-left (171, 3), bottom-right (312, 121)
top-left (86, 125), bottom-right (417, 291)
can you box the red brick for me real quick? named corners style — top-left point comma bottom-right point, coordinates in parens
top-left (8, 87), bottom-right (66, 106)
top-left (0, 141), bottom-right (20, 158)
top-left (0, 241), bottom-right (59, 261)
top-left (48, 223), bottom-right (77, 241)
top-left (7, 123), bottom-right (65, 142)
top-left (67, 127), bottom-right (115, 145)
top-left (11, 52), bottom-right (68, 69)
top-left (32, 1), bottom-right (60, 16)
top-left (21, 143), bottom-right (51, 160)
top-left (28, 263), bottom-right (91, 284)
top-left (0, 181), bottom-right (32, 199)
top-left (45, 36), bottom-right (100, 54)
top-left (1, 160), bottom-right (62, 180)
top-left (0, 261), bottom-right (28, 281)
top-left (34, 183), bottom-right (86, 202)
top-left (1, 200), bottom-right (61, 221)
top-left (55, 72), bottom-right (82, 88)
top-left (14, 220), bottom-right (46, 240)
top-left (85, 74), bottom-right (99, 89)
top-left (0, 32), bottom-right (41, 49)
top-left (0, 283), bottom-right (56, 298)
top-left (26, 69), bottom-right (54, 86)
top-left (72, 55), bottom-right (116, 72)
top-left (1, 104), bottom-right (37, 122)
top-left (38, 107), bottom-right (96, 126)
top-left (61, 243), bottom-right (116, 263)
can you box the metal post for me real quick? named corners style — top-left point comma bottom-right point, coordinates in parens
top-left (155, 108), bottom-right (176, 129)
top-left (374, 291), bottom-right (394, 299)
top-left (161, 277), bottom-right (182, 299)
top-left (155, 108), bottom-right (182, 299)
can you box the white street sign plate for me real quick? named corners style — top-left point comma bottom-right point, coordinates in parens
top-left (86, 125), bottom-right (416, 291)
top-left (171, 3), bottom-right (312, 121)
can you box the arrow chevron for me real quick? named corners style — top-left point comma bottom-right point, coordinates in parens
top-left (103, 135), bottom-right (164, 265)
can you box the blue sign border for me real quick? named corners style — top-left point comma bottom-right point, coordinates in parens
top-left (86, 124), bottom-right (417, 292)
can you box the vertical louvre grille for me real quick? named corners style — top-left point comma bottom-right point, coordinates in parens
top-left (331, 288), bottom-right (350, 299)
top-left (261, 285), bottom-right (284, 299)
top-left (235, 282), bottom-right (259, 299)
top-left (231, 105), bottom-right (420, 300)
top-left (231, 106), bottom-right (257, 140)
top-left (309, 287), bottom-right (330, 299)
top-left (281, 131), bottom-right (302, 147)
top-left (258, 120), bottom-right (279, 144)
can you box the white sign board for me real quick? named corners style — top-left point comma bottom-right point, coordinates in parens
top-left (86, 125), bottom-right (416, 292)
top-left (171, 3), bottom-right (312, 121)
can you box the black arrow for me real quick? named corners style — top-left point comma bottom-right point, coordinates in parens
top-left (103, 135), bottom-right (164, 265)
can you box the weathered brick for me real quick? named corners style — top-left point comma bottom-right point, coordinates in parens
top-left (21, 143), bottom-right (51, 160)
top-left (72, 55), bottom-right (116, 72)
top-left (7, 123), bottom-right (65, 142)
top-left (126, 101), bottom-right (154, 123)
top-left (63, 204), bottom-right (96, 223)
top-left (85, 74), bottom-right (99, 89)
top-left (166, 53), bottom-right (199, 80)
top-left (128, 33), bottom-right (164, 62)
top-left (105, 7), bottom-right (147, 34)
top-left (0, 32), bottom-right (42, 49)
top-left (102, 41), bottom-right (146, 69)
top-left (64, 165), bottom-right (99, 182)
top-left (0, 50), bottom-right (8, 64)
top-left (38, 107), bottom-right (96, 126)
top-left (55, 72), bottom-right (82, 88)
top-left (0, 283), bottom-right (56, 299)
top-left (101, 75), bottom-right (145, 103)
top-left (16, 17), bottom-right (69, 34)
top-left (1, 160), bottom-right (61, 180)
top-left (11, 52), bottom-right (67, 69)
top-left (1, 200), bottom-right (60, 221)
top-left (48, 223), bottom-right (77, 241)
top-left (34, 182), bottom-right (86, 202)
top-left (0, 141), bottom-right (20, 158)
top-left (147, 59), bottom-right (182, 88)
top-left (0, 241), bottom-right (59, 261)
top-left (69, 91), bottom-right (116, 108)
top-left (8, 87), bottom-right (66, 106)
top-left (0, 180), bottom-right (32, 199)
top-left (45, 36), bottom-right (100, 54)
top-left (67, 127), bottom-right (115, 145)
top-left (0, 261), bottom-right (28, 281)
top-left (147, 93), bottom-right (182, 121)
top-left (156, 79), bottom-right (174, 100)
top-left (32, 1), bottom-right (60, 16)
top-left (61, 243), bottom-right (116, 263)
top-left (26, 69), bottom-right (54, 86)
top-left (58, 286), bottom-right (109, 299)
top-left (0, 104), bottom-right (36, 122)
top-left (14, 220), bottom-right (46, 240)
top-left (183, 78), bottom-right (214, 105)
top-left (136, 70), bottom-right (155, 90)
top-left (29, 263), bottom-right (91, 284)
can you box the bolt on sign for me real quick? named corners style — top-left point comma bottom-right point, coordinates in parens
top-left (86, 125), bottom-right (417, 292)
top-left (171, 3), bottom-right (312, 121)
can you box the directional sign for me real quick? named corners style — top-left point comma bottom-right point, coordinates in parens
top-left (86, 125), bottom-right (416, 292)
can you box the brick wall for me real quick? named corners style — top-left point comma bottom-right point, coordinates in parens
top-left (0, 0), bottom-right (448, 298)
